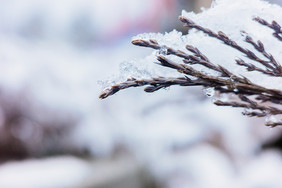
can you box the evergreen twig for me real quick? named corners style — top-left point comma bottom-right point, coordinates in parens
top-left (99, 16), bottom-right (282, 127)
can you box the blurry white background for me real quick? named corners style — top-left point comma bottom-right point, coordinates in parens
top-left (0, 0), bottom-right (281, 188)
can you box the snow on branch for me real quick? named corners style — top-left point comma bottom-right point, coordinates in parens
top-left (99, 1), bottom-right (282, 127)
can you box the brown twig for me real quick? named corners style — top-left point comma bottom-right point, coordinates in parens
top-left (99, 77), bottom-right (202, 99)
top-left (253, 17), bottom-right (282, 41)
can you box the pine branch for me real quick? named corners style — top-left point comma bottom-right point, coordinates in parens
top-left (99, 15), bottom-right (282, 127)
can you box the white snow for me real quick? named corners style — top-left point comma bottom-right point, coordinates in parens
top-left (0, 156), bottom-right (91, 188)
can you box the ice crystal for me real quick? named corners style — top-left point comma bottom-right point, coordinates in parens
top-left (203, 87), bottom-right (215, 98)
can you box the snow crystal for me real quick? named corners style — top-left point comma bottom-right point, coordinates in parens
top-left (203, 87), bottom-right (215, 98)
top-left (132, 30), bottom-right (189, 56)
top-left (158, 45), bottom-right (168, 56)
top-left (265, 115), bottom-right (278, 123)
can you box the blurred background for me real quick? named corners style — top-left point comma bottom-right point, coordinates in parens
top-left (0, 0), bottom-right (281, 187)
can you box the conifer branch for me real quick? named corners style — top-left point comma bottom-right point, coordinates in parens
top-left (99, 16), bottom-right (282, 127)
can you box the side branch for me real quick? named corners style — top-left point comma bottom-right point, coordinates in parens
top-left (99, 77), bottom-right (201, 99)
top-left (179, 16), bottom-right (282, 76)
top-left (253, 17), bottom-right (282, 41)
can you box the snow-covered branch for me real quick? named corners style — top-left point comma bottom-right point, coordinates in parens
top-left (99, 2), bottom-right (282, 127)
